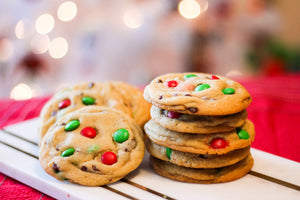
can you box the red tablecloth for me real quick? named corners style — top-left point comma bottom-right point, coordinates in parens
top-left (0, 75), bottom-right (300, 199)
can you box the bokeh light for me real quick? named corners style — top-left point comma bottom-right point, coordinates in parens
top-left (30, 34), bottom-right (50, 54)
top-left (178, 0), bottom-right (201, 19)
top-left (49, 37), bottom-right (68, 59)
top-left (35, 14), bottom-right (55, 34)
top-left (123, 8), bottom-right (144, 29)
top-left (57, 1), bottom-right (77, 22)
top-left (10, 83), bottom-right (33, 100)
top-left (0, 38), bottom-right (13, 62)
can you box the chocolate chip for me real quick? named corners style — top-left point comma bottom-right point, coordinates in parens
top-left (81, 166), bottom-right (88, 171)
top-left (51, 110), bottom-right (57, 116)
top-left (159, 95), bottom-right (163, 100)
top-left (156, 79), bottom-right (163, 83)
top-left (53, 163), bottom-right (59, 173)
top-left (88, 82), bottom-right (94, 88)
top-left (188, 107), bottom-right (198, 113)
top-left (61, 122), bottom-right (66, 126)
top-left (124, 148), bottom-right (129, 152)
top-left (184, 94), bottom-right (192, 97)
top-left (92, 165), bottom-right (100, 171)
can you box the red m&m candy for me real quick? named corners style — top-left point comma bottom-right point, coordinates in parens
top-left (211, 75), bottom-right (220, 80)
top-left (80, 127), bottom-right (97, 138)
top-left (58, 99), bottom-right (71, 109)
top-left (210, 138), bottom-right (228, 149)
top-left (167, 111), bottom-right (182, 119)
top-left (166, 80), bottom-right (178, 88)
top-left (101, 152), bottom-right (117, 165)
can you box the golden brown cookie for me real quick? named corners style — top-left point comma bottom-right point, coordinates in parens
top-left (39, 106), bottom-right (145, 186)
top-left (150, 106), bottom-right (247, 134)
top-left (144, 119), bottom-right (255, 155)
top-left (146, 139), bottom-right (250, 168)
top-left (39, 81), bottom-right (151, 142)
top-left (150, 154), bottom-right (253, 183)
top-left (143, 73), bottom-right (251, 115)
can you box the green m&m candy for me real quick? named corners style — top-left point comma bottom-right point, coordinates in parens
top-left (222, 88), bottom-right (235, 95)
top-left (184, 74), bottom-right (197, 79)
top-left (61, 148), bottom-right (75, 157)
top-left (65, 119), bottom-right (80, 131)
top-left (166, 147), bottom-right (172, 160)
top-left (195, 84), bottom-right (210, 92)
top-left (237, 129), bottom-right (250, 140)
top-left (82, 96), bottom-right (95, 105)
top-left (113, 128), bottom-right (129, 143)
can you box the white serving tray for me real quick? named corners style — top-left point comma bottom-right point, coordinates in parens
top-left (0, 118), bottom-right (299, 200)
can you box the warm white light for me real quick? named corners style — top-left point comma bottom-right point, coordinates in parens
top-left (35, 14), bottom-right (54, 34)
top-left (10, 83), bottom-right (33, 100)
top-left (57, 1), bottom-right (77, 22)
top-left (0, 38), bottom-right (13, 62)
top-left (30, 34), bottom-right (50, 54)
top-left (49, 37), bottom-right (68, 59)
top-left (178, 0), bottom-right (201, 19)
top-left (123, 8), bottom-right (144, 29)
top-left (15, 20), bottom-right (25, 39)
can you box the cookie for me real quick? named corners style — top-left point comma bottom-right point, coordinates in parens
top-left (143, 73), bottom-right (251, 115)
top-left (39, 106), bottom-right (145, 186)
top-left (150, 153), bottom-right (253, 183)
top-left (146, 139), bottom-right (250, 168)
top-left (150, 106), bottom-right (247, 134)
top-left (144, 119), bottom-right (255, 155)
top-left (39, 81), bottom-right (151, 142)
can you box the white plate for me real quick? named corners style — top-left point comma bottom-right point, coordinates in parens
top-left (1, 118), bottom-right (299, 200)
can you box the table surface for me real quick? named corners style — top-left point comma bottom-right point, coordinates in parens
top-left (0, 74), bottom-right (300, 199)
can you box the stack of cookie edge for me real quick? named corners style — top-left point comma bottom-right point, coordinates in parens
top-left (143, 72), bottom-right (255, 184)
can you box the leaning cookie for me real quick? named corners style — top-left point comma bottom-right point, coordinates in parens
top-left (39, 106), bottom-right (145, 186)
top-left (144, 73), bottom-right (251, 115)
top-left (39, 81), bottom-right (151, 142)
top-left (150, 154), bottom-right (254, 183)
top-left (146, 139), bottom-right (250, 168)
top-left (144, 119), bottom-right (255, 155)
top-left (150, 106), bottom-right (247, 134)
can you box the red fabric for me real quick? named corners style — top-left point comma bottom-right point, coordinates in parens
top-left (0, 75), bottom-right (300, 199)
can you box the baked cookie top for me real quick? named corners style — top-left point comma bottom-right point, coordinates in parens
top-left (144, 119), bottom-right (255, 155)
top-left (39, 106), bottom-right (145, 186)
top-left (150, 106), bottom-right (247, 134)
top-left (144, 73), bottom-right (251, 115)
top-left (39, 81), bottom-right (151, 142)
top-left (146, 139), bottom-right (250, 168)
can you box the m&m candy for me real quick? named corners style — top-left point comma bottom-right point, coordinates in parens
top-left (222, 88), bottom-right (235, 95)
top-left (65, 120), bottom-right (80, 131)
top-left (210, 138), bottom-right (227, 149)
top-left (101, 151), bottom-right (117, 165)
top-left (113, 128), bottom-right (129, 143)
top-left (167, 111), bottom-right (181, 119)
top-left (61, 148), bottom-right (75, 157)
top-left (82, 96), bottom-right (95, 105)
top-left (58, 99), bottom-right (71, 109)
top-left (81, 127), bottom-right (97, 138)
top-left (195, 84), bottom-right (210, 92)
top-left (167, 80), bottom-right (178, 88)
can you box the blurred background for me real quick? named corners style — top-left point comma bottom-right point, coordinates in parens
top-left (0, 0), bottom-right (299, 100)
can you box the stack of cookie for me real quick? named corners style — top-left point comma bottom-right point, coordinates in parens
top-left (39, 82), bottom-right (150, 186)
top-left (143, 73), bottom-right (255, 183)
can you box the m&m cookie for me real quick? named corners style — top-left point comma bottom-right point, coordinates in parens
top-left (39, 106), bottom-right (145, 186)
top-left (39, 81), bottom-right (151, 143)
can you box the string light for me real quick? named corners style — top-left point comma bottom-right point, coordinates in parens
top-left (49, 37), bottom-right (68, 59)
top-left (35, 14), bottom-right (54, 34)
top-left (123, 8), bottom-right (144, 29)
top-left (0, 38), bottom-right (13, 62)
top-left (57, 1), bottom-right (77, 22)
top-left (30, 34), bottom-right (50, 54)
top-left (178, 0), bottom-right (201, 19)
top-left (10, 83), bottom-right (33, 100)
